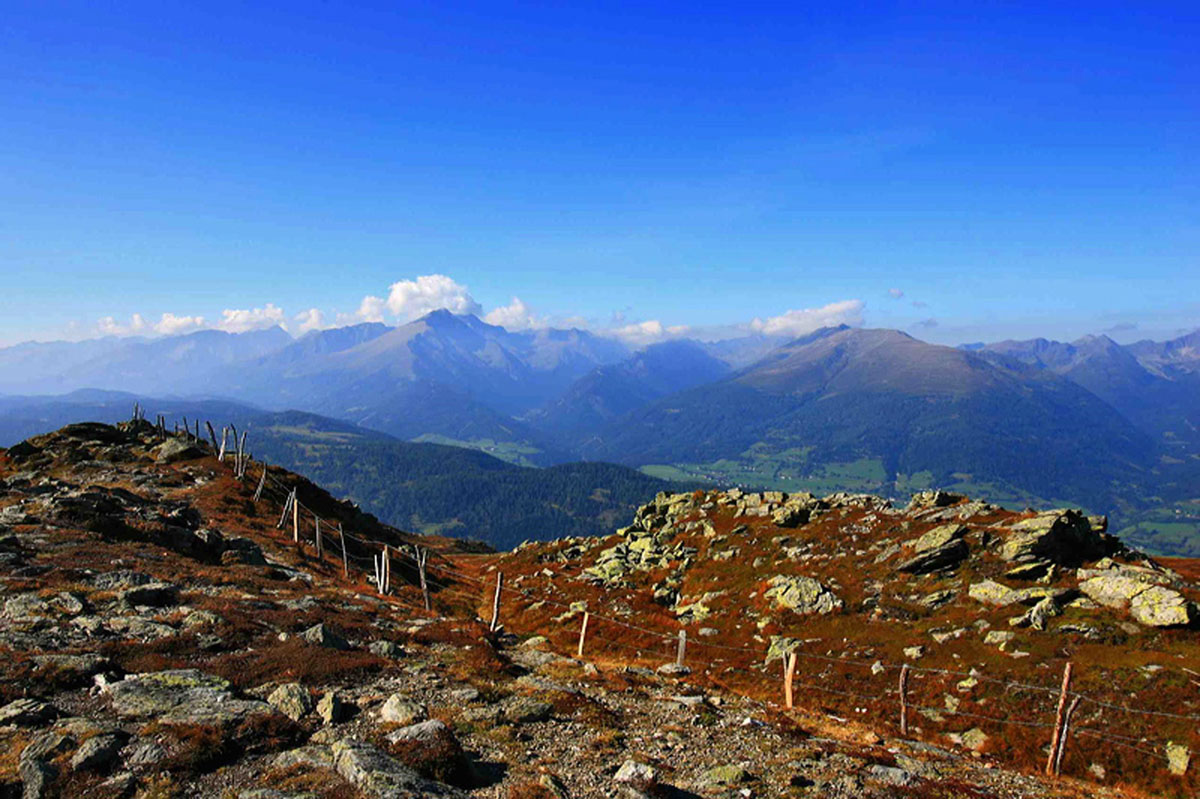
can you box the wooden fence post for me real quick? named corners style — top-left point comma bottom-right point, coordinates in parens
top-left (205, 421), bottom-right (218, 451)
top-left (899, 664), bottom-right (911, 735)
top-left (314, 517), bottom-right (323, 558)
top-left (218, 427), bottom-right (228, 461)
top-left (277, 489), bottom-right (293, 529)
top-left (490, 571), bottom-right (503, 632)
top-left (675, 629), bottom-right (687, 668)
top-left (339, 523), bottom-right (348, 578)
top-left (238, 431), bottom-right (248, 478)
top-left (292, 493), bottom-right (300, 544)
top-left (414, 547), bottom-right (430, 612)
top-left (577, 611), bottom-right (590, 658)
top-left (1054, 696), bottom-right (1082, 776)
top-left (253, 464), bottom-right (267, 502)
top-left (785, 650), bottom-right (798, 709)
top-left (1045, 662), bottom-right (1074, 775)
top-left (383, 545), bottom-right (391, 594)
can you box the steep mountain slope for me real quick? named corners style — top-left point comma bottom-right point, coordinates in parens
top-left (977, 334), bottom-right (1200, 453)
top-left (531, 339), bottom-right (732, 440)
top-left (1127, 328), bottom-right (1200, 377)
top-left (587, 327), bottom-right (1155, 512)
top-left (0, 393), bottom-right (686, 550)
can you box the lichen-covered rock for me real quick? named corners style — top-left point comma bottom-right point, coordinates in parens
top-left (1166, 742), bottom-right (1190, 776)
top-left (155, 438), bottom-right (204, 464)
top-left (765, 575), bottom-right (842, 615)
top-left (896, 524), bottom-right (969, 574)
top-left (104, 669), bottom-right (276, 724)
top-left (0, 697), bottom-right (56, 727)
top-left (1079, 570), bottom-right (1196, 627)
top-left (1130, 585), bottom-right (1194, 627)
top-left (998, 510), bottom-right (1113, 564)
top-left (771, 506), bottom-right (809, 528)
top-left (331, 738), bottom-right (467, 798)
top-left (268, 683), bottom-right (315, 721)
top-left (317, 692), bottom-right (345, 725)
top-left (300, 622), bottom-right (349, 650)
top-left (379, 694), bottom-right (427, 726)
top-left (1009, 597), bottom-right (1060, 630)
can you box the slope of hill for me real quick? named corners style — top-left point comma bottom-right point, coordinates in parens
top-left (6, 422), bottom-right (1185, 797)
top-left (0, 394), bottom-right (688, 550)
top-left (493, 487), bottom-right (1200, 798)
top-left (587, 327), bottom-right (1156, 514)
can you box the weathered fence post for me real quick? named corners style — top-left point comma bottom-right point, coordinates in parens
top-left (1045, 662), bottom-right (1074, 776)
top-left (577, 611), bottom-right (590, 658)
top-left (314, 517), bottom-right (323, 558)
top-left (490, 571), bottom-right (503, 632)
top-left (253, 464), bottom-right (267, 502)
top-left (412, 546), bottom-right (430, 612)
top-left (899, 664), bottom-right (910, 735)
top-left (338, 523), bottom-right (348, 578)
top-left (292, 492), bottom-right (300, 544)
top-left (237, 431), bottom-right (248, 478)
top-left (205, 421), bottom-right (218, 451)
top-left (218, 427), bottom-right (228, 461)
top-left (277, 489), bottom-right (294, 529)
top-left (785, 650), bottom-right (798, 709)
top-left (675, 629), bottom-right (687, 668)
top-left (1054, 696), bottom-right (1082, 776)
top-left (382, 545), bottom-right (391, 594)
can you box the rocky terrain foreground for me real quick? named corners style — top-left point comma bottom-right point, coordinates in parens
top-left (0, 421), bottom-right (1196, 798)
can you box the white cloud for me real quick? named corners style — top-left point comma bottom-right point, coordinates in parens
top-left (749, 299), bottom-right (865, 337)
top-left (97, 313), bottom-right (148, 337)
top-left (483, 297), bottom-right (545, 331)
top-left (97, 312), bottom-right (205, 337)
top-left (887, 288), bottom-right (904, 299)
top-left (385, 274), bottom-right (481, 321)
top-left (216, 303), bottom-right (285, 333)
top-left (293, 308), bottom-right (327, 334)
top-left (154, 313), bottom-right (207, 335)
top-left (605, 319), bottom-right (691, 348)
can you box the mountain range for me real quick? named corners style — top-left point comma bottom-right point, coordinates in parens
top-left (1, 314), bottom-right (1198, 555)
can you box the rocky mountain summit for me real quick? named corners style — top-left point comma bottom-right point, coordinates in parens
top-left (0, 422), bottom-right (1197, 798)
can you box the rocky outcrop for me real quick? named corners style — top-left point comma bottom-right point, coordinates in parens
top-left (896, 524), bottom-right (970, 574)
top-left (997, 510), bottom-right (1117, 565)
top-left (104, 669), bottom-right (278, 725)
top-left (765, 575), bottom-right (842, 615)
top-left (1078, 563), bottom-right (1196, 627)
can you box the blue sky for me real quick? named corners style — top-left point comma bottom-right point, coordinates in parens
top-left (1, 1), bottom-right (1197, 347)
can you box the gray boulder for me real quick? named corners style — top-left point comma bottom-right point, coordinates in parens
top-left (896, 524), bottom-right (969, 574)
top-left (331, 738), bottom-right (467, 798)
top-left (155, 438), bottom-right (204, 464)
top-left (104, 669), bottom-right (276, 724)
top-left (301, 623), bottom-right (349, 650)
top-left (268, 683), bottom-right (315, 721)
top-left (765, 575), bottom-right (842, 615)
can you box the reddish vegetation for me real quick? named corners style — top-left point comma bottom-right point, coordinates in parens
top-left (458, 491), bottom-right (1200, 799)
